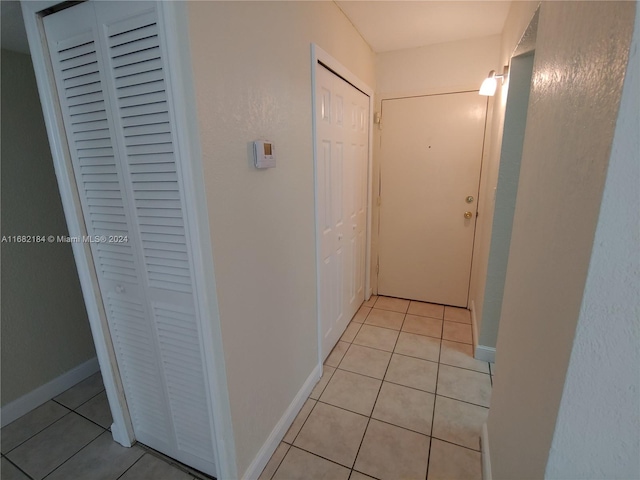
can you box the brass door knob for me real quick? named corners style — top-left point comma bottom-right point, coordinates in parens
top-left (464, 211), bottom-right (473, 219)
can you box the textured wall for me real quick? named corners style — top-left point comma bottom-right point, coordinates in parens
top-left (487, 2), bottom-right (636, 478)
top-left (479, 52), bottom-right (535, 348)
top-left (469, 1), bottom-right (539, 349)
top-left (545, 4), bottom-right (639, 477)
top-left (186, 2), bottom-right (375, 475)
top-left (1, 49), bottom-right (96, 406)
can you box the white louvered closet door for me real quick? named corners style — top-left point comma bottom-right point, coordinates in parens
top-left (43, 2), bottom-right (216, 476)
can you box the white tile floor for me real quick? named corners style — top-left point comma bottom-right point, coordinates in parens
top-left (2, 295), bottom-right (494, 480)
top-left (1, 372), bottom-right (212, 480)
top-left (259, 296), bottom-right (494, 480)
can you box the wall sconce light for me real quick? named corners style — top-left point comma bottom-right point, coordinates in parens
top-left (479, 66), bottom-right (509, 96)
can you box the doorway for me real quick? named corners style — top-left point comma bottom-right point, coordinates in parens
top-left (377, 91), bottom-right (487, 307)
top-left (312, 46), bottom-right (373, 362)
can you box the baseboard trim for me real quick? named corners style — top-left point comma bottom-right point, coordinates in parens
top-left (470, 300), bottom-right (479, 348)
top-left (242, 363), bottom-right (322, 480)
top-left (475, 345), bottom-right (496, 363)
top-left (1, 357), bottom-right (100, 427)
top-left (481, 423), bottom-right (492, 480)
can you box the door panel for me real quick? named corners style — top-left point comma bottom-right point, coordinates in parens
top-left (316, 65), bottom-right (369, 360)
top-left (44, 2), bottom-right (216, 475)
top-left (378, 92), bottom-right (486, 307)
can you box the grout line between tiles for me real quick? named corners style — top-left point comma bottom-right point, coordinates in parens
top-left (430, 436), bottom-right (484, 454)
top-left (434, 392), bottom-right (490, 410)
top-left (282, 442), bottom-right (356, 471)
top-left (438, 360), bottom-right (490, 375)
top-left (348, 318), bottom-right (399, 475)
top-left (115, 452), bottom-right (146, 479)
top-left (260, 443), bottom-right (290, 480)
top-left (138, 444), bottom-right (213, 479)
top-left (285, 395), bottom-right (320, 447)
top-left (2, 410), bottom-right (72, 456)
top-left (38, 424), bottom-right (103, 479)
top-left (425, 313), bottom-right (444, 480)
top-left (3, 454), bottom-right (35, 480)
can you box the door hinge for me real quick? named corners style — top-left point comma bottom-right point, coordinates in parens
top-left (377, 196), bottom-right (381, 206)
top-left (376, 263), bottom-right (380, 274)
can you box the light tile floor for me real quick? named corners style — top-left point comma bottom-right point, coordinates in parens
top-left (2, 296), bottom-right (494, 480)
top-left (260, 295), bottom-right (494, 480)
top-left (1, 372), bottom-right (212, 480)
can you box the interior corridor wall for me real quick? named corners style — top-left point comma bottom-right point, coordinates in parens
top-left (1, 49), bottom-right (96, 406)
top-left (545, 4), bottom-right (639, 476)
top-left (468, 1), bottom-right (539, 352)
top-left (486, 2), bottom-right (636, 477)
top-left (186, 2), bottom-right (375, 475)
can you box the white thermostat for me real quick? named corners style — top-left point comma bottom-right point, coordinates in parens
top-left (253, 140), bottom-right (276, 168)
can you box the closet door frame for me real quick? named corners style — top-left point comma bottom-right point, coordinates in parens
top-left (21, 2), bottom-right (238, 478)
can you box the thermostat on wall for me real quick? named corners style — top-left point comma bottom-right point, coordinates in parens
top-left (253, 140), bottom-right (276, 169)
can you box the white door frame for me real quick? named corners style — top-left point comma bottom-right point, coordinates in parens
top-left (311, 44), bottom-right (374, 366)
top-left (20, 2), bottom-right (237, 478)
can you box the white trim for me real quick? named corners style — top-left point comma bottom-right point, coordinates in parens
top-left (1, 357), bottom-right (99, 427)
top-left (471, 299), bottom-right (480, 348)
top-left (481, 423), bottom-right (492, 480)
top-left (241, 364), bottom-right (322, 480)
top-left (377, 84), bottom-right (482, 106)
top-left (311, 44), bottom-right (375, 366)
top-left (21, 0), bottom-right (135, 447)
top-left (160, 3), bottom-right (237, 478)
top-left (475, 345), bottom-right (496, 363)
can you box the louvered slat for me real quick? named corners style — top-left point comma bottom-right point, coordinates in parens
top-left (50, 33), bottom-right (139, 287)
top-left (107, 17), bottom-right (193, 294)
top-left (108, 294), bottom-right (170, 440)
top-left (154, 304), bottom-right (213, 460)
top-left (45, 5), bottom-right (216, 474)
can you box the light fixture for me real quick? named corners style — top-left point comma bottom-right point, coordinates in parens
top-left (479, 66), bottom-right (509, 96)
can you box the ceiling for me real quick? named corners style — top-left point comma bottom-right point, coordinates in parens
top-left (336, 1), bottom-right (511, 53)
top-left (1, 1), bottom-right (511, 56)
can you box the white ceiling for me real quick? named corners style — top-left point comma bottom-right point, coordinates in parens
top-left (336, 1), bottom-right (511, 53)
top-left (0, 1), bottom-right (511, 56)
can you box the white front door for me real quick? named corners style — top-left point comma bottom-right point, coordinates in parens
top-left (378, 92), bottom-right (487, 307)
top-left (316, 64), bottom-right (369, 360)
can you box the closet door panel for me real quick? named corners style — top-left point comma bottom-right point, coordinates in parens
top-left (95, 2), bottom-right (216, 471)
top-left (42, 3), bottom-right (218, 472)
top-left (43, 3), bottom-right (175, 453)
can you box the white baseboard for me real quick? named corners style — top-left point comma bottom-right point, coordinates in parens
top-left (242, 363), bottom-right (322, 480)
top-left (470, 300), bottom-right (479, 348)
top-left (475, 345), bottom-right (496, 363)
top-left (1, 357), bottom-right (100, 427)
top-left (481, 423), bottom-right (492, 480)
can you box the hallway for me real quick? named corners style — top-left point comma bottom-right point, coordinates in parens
top-left (259, 296), bottom-right (493, 480)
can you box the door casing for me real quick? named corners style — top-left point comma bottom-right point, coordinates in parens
top-left (311, 44), bottom-right (374, 366)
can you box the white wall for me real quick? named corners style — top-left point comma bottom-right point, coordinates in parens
top-left (376, 35), bottom-right (500, 96)
top-left (545, 4), bottom-right (640, 477)
top-left (186, 2), bottom-right (375, 475)
top-left (479, 51), bottom-right (535, 349)
top-left (1, 49), bottom-right (96, 406)
top-left (372, 35), bottom-right (500, 295)
top-left (469, 1), bottom-right (539, 351)
top-left (486, 2), bottom-right (636, 478)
